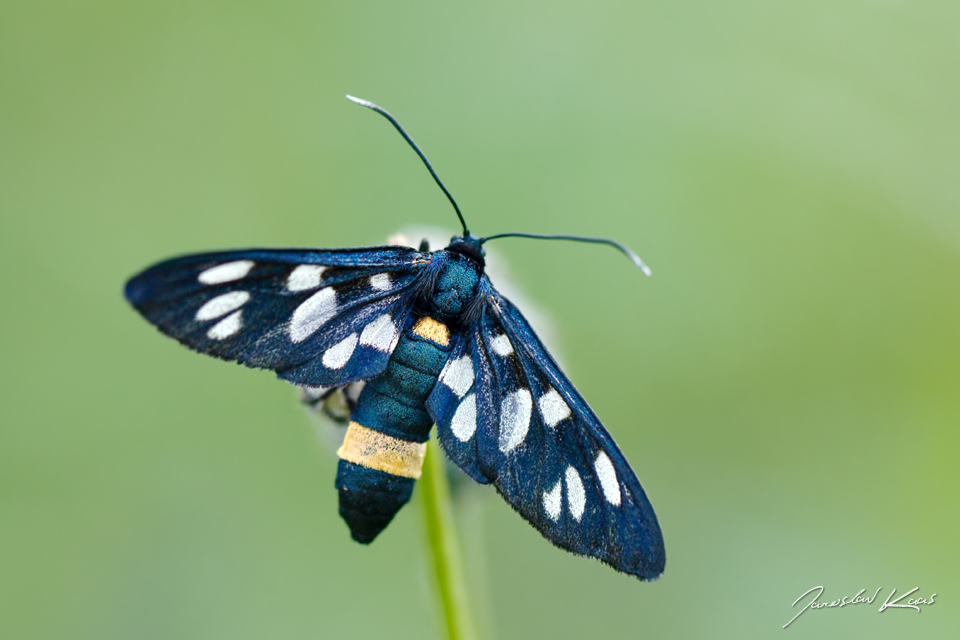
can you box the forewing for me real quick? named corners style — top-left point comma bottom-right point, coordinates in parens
top-left (125, 246), bottom-right (427, 387)
top-left (426, 331), bottom-right (488, 484)
top-left (429, 277), bottom-right (664, 580)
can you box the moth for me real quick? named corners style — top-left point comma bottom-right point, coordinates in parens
top-left (125, 96), bottom-right (665, 580)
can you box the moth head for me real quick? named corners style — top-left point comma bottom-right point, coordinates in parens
top-left (445, 234), bottom-right (485, 267)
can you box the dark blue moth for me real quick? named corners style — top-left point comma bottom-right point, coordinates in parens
top-left (124, 97), bottom-right (665, 580)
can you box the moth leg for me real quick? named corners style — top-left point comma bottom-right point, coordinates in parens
top-left (300, 382), bottom-right (366, 425)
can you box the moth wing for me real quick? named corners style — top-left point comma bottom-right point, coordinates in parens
top-left (427, 331), bottom-right (488, 484)
top-left (125, 246), bottom-right (427, 387)
top-left (428, 278), bottom-right (664, 580)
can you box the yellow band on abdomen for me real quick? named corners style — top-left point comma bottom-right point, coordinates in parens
top-left (412, 316), bottom-right (450, 346)
top-left (336, 421), bottom-right (427, 479)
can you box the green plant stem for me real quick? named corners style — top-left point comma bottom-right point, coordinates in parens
top-left (420, 439), bottom-right (477, 640)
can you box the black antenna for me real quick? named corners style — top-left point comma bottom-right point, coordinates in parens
top-left (480, 232), bottom-right (652, 276)
top-left (346, 95), bottom-right (468, 236)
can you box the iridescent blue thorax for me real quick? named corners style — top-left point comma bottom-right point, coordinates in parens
top-left (430, 253), bottom-right (481, 319)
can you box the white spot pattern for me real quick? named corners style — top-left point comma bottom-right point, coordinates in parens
top-left (195, 291), bottom-right (250, 321)
top-left (322, 333), bottom-right (358, 369)
top-left (490, 334), bottom-right (514, 356)
top-left (198, 260), bottom-right (254, 285)
top-left (595, 452), bottom-right (621, 506)
top-left (498, 389), bottom-right (532, 453)
top-left (450, 393), bottom-right (477, 442)
top-left (369, 273), bottom-right (392, 291)
top-left (207, 310), bottom-right (242, 340)
top-left (290, 287), bottom-right (337, 343)
top-left (359, 314), bottom-right (397, 352)
top-left (543, 478), bottom-right (562, 521)
top-left (565, 466), bottom-right (586, 521)
top-left (538, 388), bottom-right (571, 427)
top-left (286, 265), bottom-right (326, 291)
top-left (440, 355), bottom-right (474, 398)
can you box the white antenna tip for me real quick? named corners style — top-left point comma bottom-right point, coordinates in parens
top-left (625, 250), bottom-right (652, 276)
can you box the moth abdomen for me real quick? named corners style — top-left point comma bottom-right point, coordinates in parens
top-left (335, 458), bottom-right (417, 544)
top-left (334, 316), bottom-right (453, 542)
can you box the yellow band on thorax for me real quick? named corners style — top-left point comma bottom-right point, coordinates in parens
top-left (412, 316), bottom-right (450, 346)
top-left (336, 421), bottom-right (427, 479)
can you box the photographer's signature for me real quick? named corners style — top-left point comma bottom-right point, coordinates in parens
top-left (783, 586), bottom-right (937, 628)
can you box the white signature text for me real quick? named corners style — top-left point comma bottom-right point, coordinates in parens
top-left (783, 586), bottom-right (936, 628)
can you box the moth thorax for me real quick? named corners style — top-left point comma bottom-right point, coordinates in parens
top-left (431, 254), bottom-right (481, 318)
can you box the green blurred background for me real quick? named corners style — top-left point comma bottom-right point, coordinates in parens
top-left (2, 1), bottom-right (958, 638)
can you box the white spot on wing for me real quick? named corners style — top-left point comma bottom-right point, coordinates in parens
top-left (207, 310), bottom-right (242, 340)
top-left (595, 452), bottom-right (621, 506)
top-left (450, 393), bottom-right (477, 442)
top-left (195, 291), bottom-right (250, 321)
top-left (198, 260), bottom-right (254, 285)
top-left (538, 388), bottom-right (571, 427)
top-left (322, 333), bottom-right (358, 369)
top-left (290, 287), bottom-right (337, 343)
top-left (440, 355), bottom-right (474, 398)
top-left (369, 273), bottom-right (392, 291)
top-left (359, 314), bottom-right (397, 352)
top-left (498, 389), bottom-right (532, 453)
top-left (565, 466), bottom-right (586, 521)
top-left (490, 334), bottom-right (514, 356)
top-left (286, 265), bottom-right (326, 291)
top-left (543, 478), bottom-right (562, 521)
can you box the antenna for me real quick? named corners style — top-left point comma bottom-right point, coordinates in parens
top-left (346, 95), bottom-right (468, 236)
top-left (480, 232), bottom-right (652, 276)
